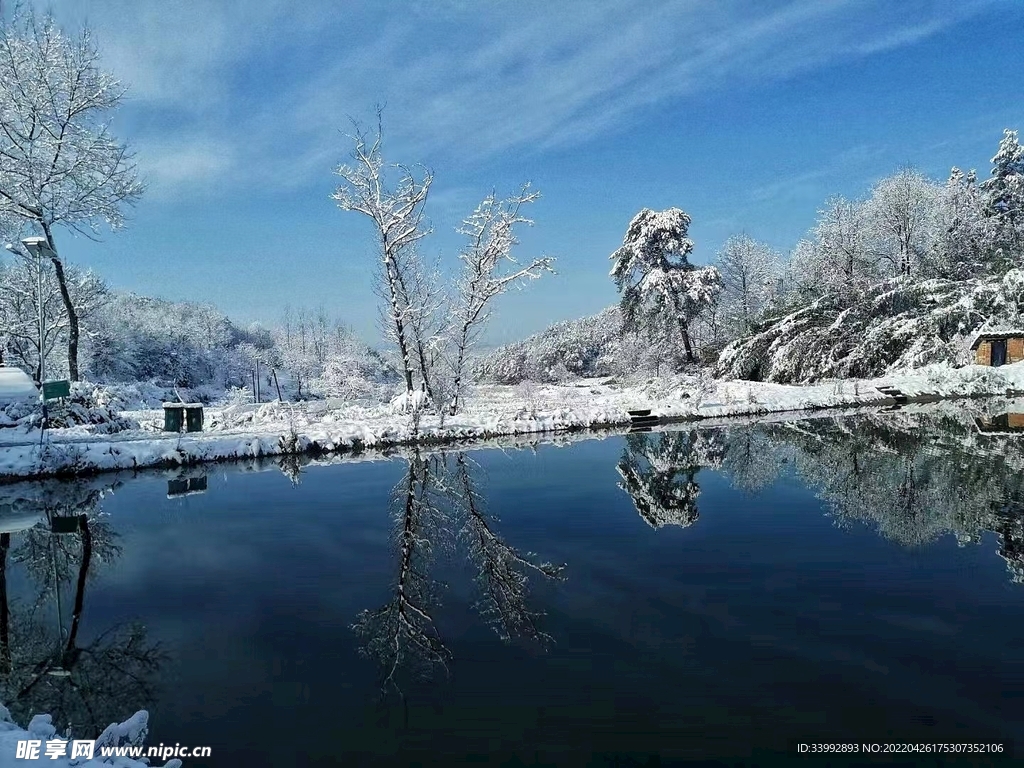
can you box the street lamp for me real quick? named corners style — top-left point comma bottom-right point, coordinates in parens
top-left (4, 236), bottom-right (54, 433)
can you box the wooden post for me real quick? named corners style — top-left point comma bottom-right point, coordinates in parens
top-left (273, 369), bottom-right (282, 401)
top-left (255, 358), bottom-right (261, 403)
top-left (251, 370), bottom-right (257, 403)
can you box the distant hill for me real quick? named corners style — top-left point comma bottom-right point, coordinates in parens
top-left (472, 306), bottom-right (631, 383)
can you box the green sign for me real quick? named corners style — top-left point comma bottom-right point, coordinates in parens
top-left (42, 379), bottom-right (70, 401)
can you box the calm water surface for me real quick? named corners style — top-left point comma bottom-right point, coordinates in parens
top-left (1, 410), bottom-right (1023, 766)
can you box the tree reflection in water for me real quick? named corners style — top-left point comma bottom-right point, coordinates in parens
top-left (453, 453), bottom-right (565, 644)
top-left (353, 450), bottom-right (566, 697)
top-left (616, 430), bottom-right (724, 528)
top-left (614, 408), bottom-right (1024, 582)
top-left (0, 479), bottom-right (164, 737)
top-left (352, 452), bottom-right (451, 693)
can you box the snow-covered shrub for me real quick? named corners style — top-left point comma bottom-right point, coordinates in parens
top-left (44, 384), bottom-right (139, 433)
top-left (0, 704), bottom-right (181, 767)
top-left (225, 386), bottom-right (251, 407)
top-left (390, 389), bottom-right (431, 414)
top-left (314, 350), bottom-right (397, 403)
top-left (0, 399), bottom-right (35, 428)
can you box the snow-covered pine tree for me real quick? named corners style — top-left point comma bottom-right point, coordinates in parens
top-left (980, 129), bottom-right (1024, 265)
top-left (931, 167), bottom-right (992, 279)
top-left (609, 208), bottom-right (721, 366)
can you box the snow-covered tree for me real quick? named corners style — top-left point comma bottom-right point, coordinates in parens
top-left (333, 111), bottom-right (433, 396)
top-left (862, 168), bottom-right (942, 279)
top-left (980, 129), bottom-right (1024, 263)
top-left (0, 252), bottom-right (106, 382)
top-left (448, 185), bottom-right (554, 413)
top-left (931, 167), bottom-right (992, 279)
top-left (783, 238), bottom-right (827, 306)
top-left (0, 11), bottom-right (143, 381)
top-left (609, 208), bottom-right (722, 365)
top-left (84, 294), bottom-right (254, 388)
top-left (714, 234), bottom-right (782, 337)
top-left (269, 306), bottom-right (399, 401)
top-left (811, 196), bottom-right (878, 295)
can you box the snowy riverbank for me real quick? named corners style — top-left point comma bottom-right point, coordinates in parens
top-left (2, 362), bottom-right (1024, 481)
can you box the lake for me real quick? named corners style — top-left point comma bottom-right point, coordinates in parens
top-left (0, 408), bottom-right (1022, 766)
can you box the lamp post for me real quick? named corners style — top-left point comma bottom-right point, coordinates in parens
top-left (5, 236), bottom-right (53, 433)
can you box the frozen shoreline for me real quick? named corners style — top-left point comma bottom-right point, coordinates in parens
top-left (2, 362), bottom-right (1023, 482)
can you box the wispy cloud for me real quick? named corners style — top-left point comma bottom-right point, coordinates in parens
top-left (137, 138), bottom-right (238, 198)
top-left (41, 0), bottom-right (998, 198)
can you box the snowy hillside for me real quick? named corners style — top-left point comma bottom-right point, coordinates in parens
top-left (716, 270), bottom-right (1024, 383)
top-left (473, 307), bottom-right (632, 383)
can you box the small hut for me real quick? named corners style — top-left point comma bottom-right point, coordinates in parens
top-left (970, 330), bottom-right (1024, 367)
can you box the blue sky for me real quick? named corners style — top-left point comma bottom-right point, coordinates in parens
top-left (21, 0), bottom-right (1024, 345)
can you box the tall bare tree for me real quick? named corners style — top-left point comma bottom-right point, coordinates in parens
top-left (0, 11), bottom-right (143, 380)
top-left (333, 111), bottom-right (433, 396)
top-left (448, 185), bottom-right (554, 414)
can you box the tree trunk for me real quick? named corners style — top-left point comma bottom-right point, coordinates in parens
top-left (64, 515), bottom-right (92, 660)
top-left (668, 293), bottom-right (695, 363)
top-left (449, 325), bottom-right (472, 415)
top-left (383, 256), bottom-right (415, 394)
top-left (678, 316), bottom-right (695, 362)
top-left (42, 224), bottom-right (79, 381)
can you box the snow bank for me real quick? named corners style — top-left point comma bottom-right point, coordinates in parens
top-left (0, 705), bottom-right (180, 767)
top-left (1, 363), bottom-right (1022, 481)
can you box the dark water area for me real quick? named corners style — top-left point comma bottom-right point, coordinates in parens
top-left (1, 409), bottom-right (1024, 766)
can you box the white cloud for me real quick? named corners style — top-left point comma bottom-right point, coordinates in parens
top-left (136, 139), bottom-right (237, 197)
top-left (36, 0), bottom-right (999, 196)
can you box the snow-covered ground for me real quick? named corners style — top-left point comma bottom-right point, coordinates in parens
top-left (2, 362), bottom-right (1024, 481)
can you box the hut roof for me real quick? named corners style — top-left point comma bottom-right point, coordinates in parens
top-left (0, 365), bottom-right (37, 405)
top-left (969, 330), bottom-right (1024, 350)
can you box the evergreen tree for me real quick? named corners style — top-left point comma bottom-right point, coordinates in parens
top-left (981, 129), bottom-right (1024, 263)
top-left (609, 208), bottom-right (721, 365)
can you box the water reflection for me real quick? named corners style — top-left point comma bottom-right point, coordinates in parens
top-left (0, 404), bottom-right (1023, 753)
top-left (615, 408), bottom-right (1024, 583)
top-left (0, 479), bottom-right (164, 737)
top-left (616, 430), bottom-right (723, 528)
top-left (353, 451), bottom-right (566, 696)
top-left (976, 411), bottom-right (1024, 434)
